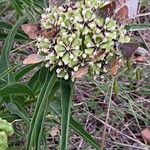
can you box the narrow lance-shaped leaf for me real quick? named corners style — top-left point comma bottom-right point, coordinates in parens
top-left (0, 16), bottom-right (27, 74)
top-left (27, 71), bottom-right (58, 150)
top-left (0, 65), bottom-right (20, 81)
top-left (125, 24), bottom-right (150, 31)
top-left (60, 79), bottom-right (73, 150)
top-left (15, 64), bottom-right (38, 81)
top-left (0, 83), bottom-right (34, 97)
top-left (36, 82), bottom-right (60, 150)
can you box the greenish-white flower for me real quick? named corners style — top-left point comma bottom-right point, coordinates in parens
top-left (36, 0), bottom-right (130, 80)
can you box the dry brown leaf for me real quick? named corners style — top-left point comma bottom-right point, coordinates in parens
top-left (119, 43), bottom-right (139, 58)
top-left (41, 27), bottom-right (59, 38)
top-left (23, 54), bottom-right (44, 64)
top-left (115, 5), bottom-right (129, 23)
top-left (95, 49), bottom-right (105, 60)
top-left (21, 23), bottom-right (41, 39)
top-left (50, 126), bottom-right (60, 137)
top-left (72, 66), bottom-right (88, 79)
top-left (110, 57), bottom-right (120, 76)
top-left (141, 128), bottom-right (150, 144)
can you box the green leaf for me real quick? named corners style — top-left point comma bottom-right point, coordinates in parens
top-left (0, 65), bottom-right (20, 81)
top-left (60, 79), bottom-right (73, 150)
top-left (0, 21), bottom-right (29, 39)
top-left (0, 0), bottom-right (6, 5)
top-left (6, 103), bottom-right (30, 124)
top-left (27, 71), bottom-right (58, 150)
top-left (19, 0), bottom-right (33, 7)
top-left (37, 82), bottom-right (60, 150)
top-left (0, 113), bottom-right (19, 122)
top-left (0, 22), bottom-right (14, 30)
top-left (126, 24), bottom-right (150, 31)
top-left (23, 6), bottom-right (35, 22)
top-left (70, 117), bottom-right (99, 150)
top-left (0, 33), bottom-right (29, 41)
top-left (10, 0), bottom-right (23, 16)
top-left (0, 83), bottom-right (34, 97)
top-left (15, 64), bottom-right (38, 81)
top-left (0, 16), bottom-right (27, 74)
top-left (7, 146), bottom-right (25, 150)
top-left (49, 99), bottom-right (100, 150)
top-left (28, 67), bottom-right (48, 93)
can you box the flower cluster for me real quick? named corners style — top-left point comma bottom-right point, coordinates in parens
top-left (36, 0), bottom-right (130, 80)
top-left (0, 118), bottom-right (14, 150)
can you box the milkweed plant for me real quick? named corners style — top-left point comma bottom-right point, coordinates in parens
top-left (24, 0), bottom-right (131, 149)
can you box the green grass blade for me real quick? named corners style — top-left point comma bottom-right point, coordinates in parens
top-left (0, 83), bottom-right (34, 97)
top-left (49, 99), bottom-right (100, 150)
top-left (0, 16), bottom-right (27, 74)
top-left (60, 79), bottom-right (73, 150)
top-left (27, 71), bottom-right (58, 150)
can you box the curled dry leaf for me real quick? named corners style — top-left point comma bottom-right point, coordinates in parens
top-left (141, 128), bottom-right (150, 144)
top-left (119, 43), bottom-right (139, 58)
top-left (110, 57), bottom-right (120, 76)
top-left (72, 66), bottom-right (88, 79)
top-left (21, 23), bottom-right (41, 39)
top-left (23, 54), bottom-right (44, 65)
